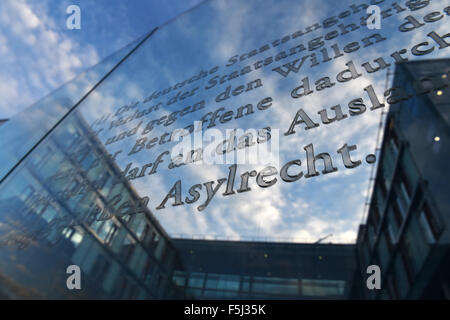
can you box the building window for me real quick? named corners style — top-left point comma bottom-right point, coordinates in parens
top-left (142, 224), bottom-right (155, 247)
top-left (400, 219), bottom-right (430, 279)
top-left (379, 172), bottom-right (388, 199)
top-left (141, 257), bottom-right (153, 282)
top-left (392, 201), bottom-right (404, 227)
top-left (378, 166), bottom-right (392, 196)
top-left (240, 276), bottom-right (251, 293)
top-left (134, 218), bottom-right (147, 240)
top-left (81, 151), bottom-right (96, 171)
top-left (389, 133), bottom-right (399, 156)
top-left (400, 170), bottom-right (413, 197)
top-left (32, 146), bottom-right (52, 167)
top-left (399, 247), bottom-right (415, 285)
top-left (367, 223), bottom-right (376, 249)
top-left (370, 210), bottom-right (379, 231)
top-left (95, 171), bottom-right (111, 191)
top-left (360, 239), bottom-right (371, 267)
top-left (188, 272), bottom-right (205, 289)
top-left (377, 231), bottom-right (390, 270)
top-left (173, 271), bottom-right (187, 287)
top-left (120, 235), bottom-right (137, 261)
top-left (399, 181), bottom-right (410, 204)
top-left (419, 202), bottom-right (442, 244)
top-left (251, 277), bottom-right (298, 296)
top-left (387, 220), bottom-right (397, 245)
top-left (62, 227), bottom-right (74, 239)
top-left (384, 230), bottom-right (393, 251)
top-left (400, 149), bottom-right (420, 189)
top-left (103, 223), bottom-right (118, 245)
top-left (387, 276), bottom-right (399, 300)
top-left (154, 237), bottom-right (166, 262)
top-left (41, 204), bottom-right (58, 223)
top-left (394, 182), bottom-right (410, 219)
top-left (22, 186), bottom-right (35, 204)
top-left (301, 279), bottom-right (346, 297)
top-left (371, 199), bottom-right (381, 229)
top-left (69, 230), bottom-right (83, 247)
top-left (90, 254), bottom-right (111, 284)
top-left (386, 204), bottom-right (400, 244)
top-left (381, 136), bottom-right (397, 189)
top-left (393, 254), bottom-right (410, 298)
top-left (113, 275), bottom-right (129, 299)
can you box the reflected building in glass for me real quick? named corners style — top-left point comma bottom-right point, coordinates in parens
top-left (356, 59), bottom-right (450, 300)
top-left (0, 111), bottom-right (180, 299)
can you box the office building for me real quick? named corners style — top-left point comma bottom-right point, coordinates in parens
top-left (356, 59), bottom-right (450, 299)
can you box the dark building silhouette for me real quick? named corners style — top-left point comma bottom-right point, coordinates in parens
top-left (172, 239), bottom-right (357, 299)
top-left (355, 59), bottom-right (450, 299)
top-left (0, 111), bottom-right (180, 299)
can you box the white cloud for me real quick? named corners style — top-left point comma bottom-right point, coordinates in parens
top-left (0, 75), bottom-right (19, 117)
top-left (0, 0), bottom-right (100, 118)
top-left (10, 0), bottom-right (40, 29)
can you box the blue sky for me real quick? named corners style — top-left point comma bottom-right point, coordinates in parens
top-left (0, 0), bottom-right (204, 118)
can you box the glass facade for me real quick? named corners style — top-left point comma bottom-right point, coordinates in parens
top-left (0, 0), bottom-right (449, 299)
top-left (171, 240), bottom-right (356, 299)
top-left (357, 59), bottom-right (450, 300)
top-left (0, 112), bottom-right (179, 299)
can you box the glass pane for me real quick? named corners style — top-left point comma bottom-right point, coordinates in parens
top-left (0, 0), bottom-right (448, 300)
